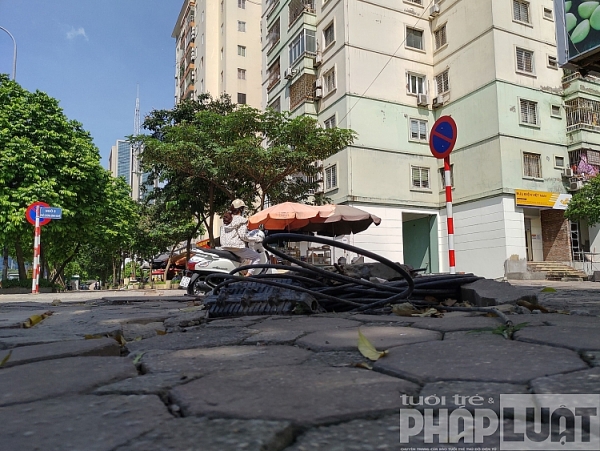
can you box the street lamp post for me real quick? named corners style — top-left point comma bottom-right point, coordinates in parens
top-left (0, 26), bottom-right (17, 80)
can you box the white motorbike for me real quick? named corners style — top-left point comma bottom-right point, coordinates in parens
top-left (179, 229), bottom-right (273, 296)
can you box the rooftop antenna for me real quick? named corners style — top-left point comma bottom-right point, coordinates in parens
top-left (132, 84), bottom-right (142, 200)
top-left (134, 83), bottom-right (141, 137)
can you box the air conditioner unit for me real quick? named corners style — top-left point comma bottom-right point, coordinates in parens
top-left (417, 93), bottom-right (429, 106)
top-left (430, 4), bottom-right (440, 17)
top-left (191, 49), bottom-right (196, 60)
top-left (191, 28), bottom-right (197, 39)
top-left (315, 78), bottom-right (322, 88)
top-left (563, 168), bottom-right (574, 177)
top-left (284, 68), bottom-right (294, 79)
top-left (570, 180), bottom-right (584, 191)
top-left (315, 88), bottom-right (323, 99)
top-left (432, 95), bottom-right (444, 107)
top-left (314, 53), bottom-right (323, 67)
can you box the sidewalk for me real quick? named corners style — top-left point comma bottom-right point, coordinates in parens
top-left (0, 281), bottom-right (599, 450)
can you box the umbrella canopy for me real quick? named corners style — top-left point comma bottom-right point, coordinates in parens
top-left (248, 202), bottom-right (328, 231)
top-left (299, 204), bottom-right (381, 236)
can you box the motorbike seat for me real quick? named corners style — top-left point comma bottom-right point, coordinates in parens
top-left (203, 248), bottom-right (242, 263)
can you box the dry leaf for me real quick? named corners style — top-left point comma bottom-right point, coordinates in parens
top-left (541, 287), bottom-right (557, 293)
top-left (22, 311), bottom-right (53, 328)
top-left (113, 334), bottom-right (127, 346)
top-left (156, 330), bottom-right (167, 335)
top-left (132, 352), bottom-right (146, 365)
top-left (0, 350), bottom-right (12, 367)
top-left (358, 329), bottom-right (388, 361)
top-left (391, 302), bottom-right (419, 317)
top-left (353, 361), bottom-right (373, 370)
top-left (517, 300), bottom-right (549, 313)
top-left (411, 308), bottom-right (441, 318)
top-left (423, 296), bottom-right (438, 304)
top-left (84, 334), bottom-right (104, 340)
top-left (134, 336), bottom-right (143, 341)
top-left (443, 298), bottom-right (457, 307)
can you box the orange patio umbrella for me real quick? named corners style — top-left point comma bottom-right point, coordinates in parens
top-left (248, 202), bottom-right (328, 231)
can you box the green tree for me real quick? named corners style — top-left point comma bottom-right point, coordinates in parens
top-left (565, 175), bottom-right (600, 225)
top-left (0, 75), bottom-right (138, 283)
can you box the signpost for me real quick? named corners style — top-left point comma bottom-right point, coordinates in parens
top-left (429, 116), bottom-right (458, 274)
top-left (25, 202), bottom-right (62, 294)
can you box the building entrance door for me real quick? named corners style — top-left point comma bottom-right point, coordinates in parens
top-left (524, 218), bottom-right (533, 261)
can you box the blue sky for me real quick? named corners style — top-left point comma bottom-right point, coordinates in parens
top-left (0, 0), bottom-right (183, 168)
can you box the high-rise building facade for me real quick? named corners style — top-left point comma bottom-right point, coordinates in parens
top-left (109, 139), bottom-right (147, 201)
top-left (263, 0), bottom-right (600, 279)
top-left (173, 0), bottom-right (263, 108)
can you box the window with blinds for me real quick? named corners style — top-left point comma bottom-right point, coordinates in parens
top-left (516, 48), bottom-right (534, 73)
top-left (513, 0), bottom-right (530, 23)
top-left (324, 115), bottom-right (336, 129)
top-left (436, 70), bottom-right (449, 95)
top-left (411, 166), bottom-right (430, 189)
top-left (325, 164), bottom-right (337, 190)
top-left (523, 153), bottom-right (541, 178)
top-left (520, 99), bottom-right (538, 125)
top-left (435, 25), bottom-right (447, 50)
top-left (410, 119), bottom-right (427, 141)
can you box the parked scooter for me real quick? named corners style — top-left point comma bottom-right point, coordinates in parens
top-left (179, 229), bottom-right (273, 296)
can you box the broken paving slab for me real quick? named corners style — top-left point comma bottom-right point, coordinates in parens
top-left (514, 325), bottom-right (600, 351)
top-left (373, 335), bottom-right (588, 384)
top-left (530, 367), bottom-right (600, 394)
top-left (122, 322), bottom-right (166, 341)
top-left (461, 279), bottom-right (538, 306)
top-left (170, 364), bottom-right (419, 426)
top-left (140, 345), bottom-right (312, 375)
top-left (0, 337), bottom-right (119, 368)
top-left (0, 394), bottom-right (171, 451)
top-left (113, 417), bottom-right (296, 451)
top-left (296, 325), bottom-right (441, 352)
top-left (125, 326), bottom-right (254, 352)
top-left (0, 356), bottom-right (137, 406)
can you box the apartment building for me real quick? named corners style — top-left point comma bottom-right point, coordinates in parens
top-left (262, 0), bottom-right (600, 279)
top-left (174, 0), bottom-right (263, 108)
top-left (108, 139), bottom-right (150, 201)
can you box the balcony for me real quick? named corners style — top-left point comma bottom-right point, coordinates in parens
top-left (289, 0), bottom-right (315, 28)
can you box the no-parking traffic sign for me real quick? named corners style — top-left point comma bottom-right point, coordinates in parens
top-left (429, 116), bottom-right (457, 159)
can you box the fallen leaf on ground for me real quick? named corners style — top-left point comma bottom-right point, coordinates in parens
top-left (22, 311), bottom-right (53, 328)
top-left (132, 352), bottom-right (146, 365)
top-left (84, 334), bottom-right (104, 340)
top-left (517, 300), bottom-right (549, 313)
top-left (423, 296), bottom-right (438, 304)
top-left (411, 308), bottom-right (443, 318)
top-left (0, 350), bottom-right (12, 367)
top-left (353, 362), bottom-right (373, 370)
top-left (391, 302), bottom-right (419, 316)
top-left (358, 329), bottom-right (388, 361)
top-left (156, 330), bottom-right (167, 335)
top-left (541, 287), bottom-right (557, 293)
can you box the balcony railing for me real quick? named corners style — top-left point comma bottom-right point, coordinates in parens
top-left (289, 0), bottom-right (315, 26)
top-left (566, 97), bottom-right (600, 133)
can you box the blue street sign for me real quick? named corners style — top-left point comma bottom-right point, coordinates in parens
top-left (39, 207), bottom-right (63, 219)
top-left (429, 116), bottom-right (457, 159)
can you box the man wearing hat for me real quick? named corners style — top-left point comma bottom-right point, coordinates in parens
top-left (219, 199), bottom-right (261, 275)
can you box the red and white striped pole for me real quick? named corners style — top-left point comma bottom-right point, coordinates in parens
top-left (31, 205), bottom-right (41, 294)
top-left (444, 156), bottom-right (455, 274)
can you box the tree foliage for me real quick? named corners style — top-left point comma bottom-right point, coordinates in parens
top-left (565, 175), bottom-right (600, 226)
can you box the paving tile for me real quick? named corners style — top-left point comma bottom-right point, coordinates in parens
top-left (296, 326), bottom-right (441, 351)
top-left (373, 335), bottom-right (588, 384)
top-left (250, 316), bottom-right (362, 333)
top-left (0, 394), bottom-right (171, 451)
top-left (93, 372), bottom-right (200, 397)
top-left (140, 345), bottom-right (312, 375)
top-left (514, 325), bottom-right (600, 351)
top-left (170, 364), bottom-right (419, 426)
top-left (113, 417), bottom-right (296, 451)
top-left (0, 356), bottom-right (137, 406)
top-left (530, 367), bottom-right (600, 394)
top-left (407, 316), bottom-right (508, 333)
top-left (0, 337), bottom-right (119, 368)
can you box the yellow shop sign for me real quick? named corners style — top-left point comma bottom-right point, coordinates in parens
top-left (515, 190), bottom-right (572, 210)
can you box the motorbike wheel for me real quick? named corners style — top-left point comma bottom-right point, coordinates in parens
top-left (187, 273), bottom-right (211, 296)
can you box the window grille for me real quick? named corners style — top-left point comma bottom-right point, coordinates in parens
top-left (516, 48), bottom-right (534, 73)
top-left (523, 152), bottom-right (541, 178)
top-left (412, 166), bottom-right (430, 189)
top-left (436, 70), bottom-right (449, 94)
top-left (513, 0), bottom-right (530, 23)
top-left (435, 25), bottom-right (447, 49)
top-left (520, 99), bottom-right (538, 125)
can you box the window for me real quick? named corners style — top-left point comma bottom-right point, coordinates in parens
top-left (406, 27), bottom-right (424, 50)
top-left (407, 73), bottom-right (426, 95)
top-left (406, 0), bottom-right (423, 5)
top-left (543, 7), bottom-right (553, 20)
top-left (238, 45), bottom-right (246, 56)
top-left (513, 0), bottom-right (530, 24)
top-left (520, 99), bottom-right (538, 125)
top-left (238, 0), bottom-right (246, 9)
top-left (325, 164), bottom-right (337, 190)
top-left (238, 21), bottom-right (246, 32)
top-left (324, 23), bottom-right (335, 47)
top-left (523, 152), bottom-right (541, 178)
top-left (324, 115), bottom-right (336, 129)
top-left (434, 25), bottom-right (447, 50)
top-left (516, 48), bottom-right (534, 74)
top-left (547, 55), bottom-right (558, 69)
top-left (411, 166), bottom-right (430, 189)
top-left (267, 58), bottom-right (281, 90)
top-left (554, 156), bottom-right (565, 168)
top-left (439, 165), bottom-right (454, 188)
top-left (435, 70), bottom-right (449, 95)
top-left (237, 93), bottom-right (247, 104)
top-left (324, 68), bottom-right (336, 93)
top-left (551, 104), bottom-right (562, 117)
top-left (269, 97), bottom-right (281, 112)
top-left (238, 68), bottom-right (246, 80)
top-left (289, 29), bottom-right (316, 64)
top-left (409, 118), bottom-right (427, 141)
top-left (267, 19), bottom-right (280, 50)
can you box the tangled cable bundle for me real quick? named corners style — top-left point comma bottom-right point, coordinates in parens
top-left (203, 233), bottom-right (482, 314)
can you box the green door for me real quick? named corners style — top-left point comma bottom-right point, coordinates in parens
top-left (402, 215), bottom-right (437, 273)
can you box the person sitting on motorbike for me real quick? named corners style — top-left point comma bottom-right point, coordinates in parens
top-left (219, 199), bottom-right (262, 276)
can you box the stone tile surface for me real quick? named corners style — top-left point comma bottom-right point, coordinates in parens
top-left (0, 395), bottom-right (171, 451)
top-left (113, 417), bottom-right (296, 451)
top-left (514, 325), bottom-right (600, 351)
top-left (93, 372), bottom-right (200, 397)
top-left (530, 367), bottom-right (600, 394)
top-left (0, 356), bottom-right (137, 406)
top-left (297, 326), bottom-right (441, 351)
top-left (374, 334), bottom-right (588, 384)
top-left (170, 364), bottom-right (419, 426)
